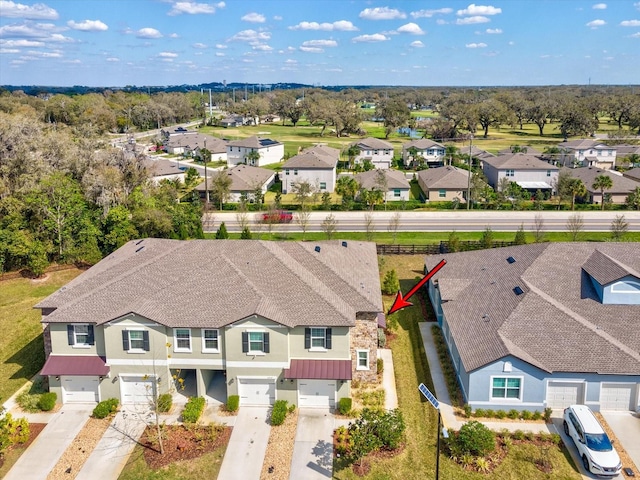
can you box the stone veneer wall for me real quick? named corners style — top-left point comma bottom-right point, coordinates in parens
top-left (351, 316), bottom-right (378, 383)
top-left (43, 324), bottom-right (52, 357)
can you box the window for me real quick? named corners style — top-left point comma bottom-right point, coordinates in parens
top-left (202, 329), bottom-right (219, 352)
top-left (356, 349), bottom-right (369, 370)
top-left (67, 324), bottom-right (94, 347)
top-left (305, 327), bottom-right (332, 350)
top-left (391, 189), bottom-right (400, 198)
top-left (174, 328), bottom-right (191, 352)
top-left (546, 170), bottom-right (551, 177)
top-left (439, 189), bottom-right (446, 198)
top-left (242, 331), bottom-right (270, 354)
top-left (122, 330), bottom-right (149, 352)
top-left (491, 377), bottom-right (521, 399)
top-left (293, 169), bottom-right (298, 175)
top-left (505, 169), bottom-right (515, 177)
top-left (285, 169), bottom-right (290, 175)
top-left (320, 182), bottom-right (327, 190)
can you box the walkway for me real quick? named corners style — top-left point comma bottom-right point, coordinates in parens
top-left (289, 409), bottom-right (334, 480)
top-left (379, 348), bottom-right (398, 410)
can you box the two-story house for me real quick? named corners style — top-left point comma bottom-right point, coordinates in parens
top-left (281, 145), bottom-right (339, 194)
top-left (351, 137), bottom-right (395, 170)
top-left (482, 153), bottom-right (558, 194)
top-left (226, 136), bottom-right (284, 167)
top-left (37, 239), bottom-right (383, 409)
top-left (402, 139), bottom-right (446, 168)
top-left (558, 139), bottom-right (617, 170)
top-left (417, 166), bottom-right (470, 203)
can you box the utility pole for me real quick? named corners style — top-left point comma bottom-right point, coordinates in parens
top-left (467, 134), bottom-right (473, 210)
top-left (204, 139), bottom-right (209, 207)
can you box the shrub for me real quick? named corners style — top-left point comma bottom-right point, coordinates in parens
top-left (157, 393), bottom-right (173, 413)
top-left (37, 392), bottom-right (57, 411)
top-left (93, 398), bottom-right (119, 419)
top-left (495, 409), bottom-right (507, 419)
top-left (376, 408), bottom-right (405, 450)
top-left (334, 425), bottom-right (351, 455)
top-left (550, 433), bottom-right (562, 446)
top-left (226, 395), bottom-right (239, 412)
top-left (338, 397), bottom-right (352, 416)
top-left (463, 404), bottom-right (472, 418)
top-left (532, 410), bottom-right (542, 421)
top-left (512, 429), bottom-right (525, 441)
top-left (182, 396), bottom-right (205, 423)
top-left (381, 269), bottom-right (400, 295)
top-left (473, 408), bottom-right (486, 418)
top-left (520, 410), bottom-right (532, 421)
top-left (455, 421), bottom-right (496, 456)
top-left (543, 407), bottom-right (553, 423)
top-left (377, 358), bottom-right (384, 375)
top-left (271, 400), bottom-right (288, 426)
top-left (16, 392), bottom-right (41, 413)
top-left (507, 409), bottom-right (520, 420)
top-left (524, 431), bottom-right (535, 441)
top-left (0, 413), bottom-right (30, 456)
top-left (288, 403), bottom-right (296, 414)
top-left (485, 409), bottom-right (495, 418)
top-left (377, 328), bottom-right (386, 348)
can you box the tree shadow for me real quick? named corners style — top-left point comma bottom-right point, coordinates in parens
top-left (309, 439), bottom-right (333, 477)
top-left (6, 334), bottom-right (45, 381)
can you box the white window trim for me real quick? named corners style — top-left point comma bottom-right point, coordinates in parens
top-left (489, 375), bottom-right (524, 402)
top-left (72, 324), bottom-right (91, 349)
top-left (610, 280), bottom-right (640, 293)
top-left (247, 331), bottom-right (266, 356)
top-left (126, 329), bottom-right (146, 354)
top-left (201, 328), bottom-right (220, 353)
top-left (356, 349), bottom-right (370, 370)
top-left (309, 327), bottom-right (327, 351)
top-left (173, 328), bottom-right (192, 353)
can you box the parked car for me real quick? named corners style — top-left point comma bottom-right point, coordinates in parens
top-left (262, 210), bottom-right (293, 223)
top-left (563, 404), bottom-right (622, 477)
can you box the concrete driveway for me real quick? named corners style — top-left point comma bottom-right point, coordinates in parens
top-left (289, 408), bottom-right (334, 480)
top-left (601, 411), bottom-right (640, 475)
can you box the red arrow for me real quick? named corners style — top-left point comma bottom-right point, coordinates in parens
top-left (387, 259), bottom-right (446, 315)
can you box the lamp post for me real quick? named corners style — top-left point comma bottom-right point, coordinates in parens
top-left (466, 134), bottom-right (473, 210)
top-left (419, 383), bottom-right (446, 480)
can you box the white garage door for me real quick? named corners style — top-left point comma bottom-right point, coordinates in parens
top-left (120, 376), bottom-right (155, 405)
top-left (61, 376), bottom-right (99, 403)
top-left (601, 383), bottom-right (634, 411)
top-left (239, 378), bottom-right (275, 406)
top-left (546, 381), bottom-right (584, 409)
top-left (299, 380), bottom-right (336, 408)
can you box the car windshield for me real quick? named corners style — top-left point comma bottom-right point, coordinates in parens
top-left (585, 433), bottom-right (613, 452)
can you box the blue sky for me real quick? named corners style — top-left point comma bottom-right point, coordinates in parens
top-left (1, 0), bottom-right (639, 87)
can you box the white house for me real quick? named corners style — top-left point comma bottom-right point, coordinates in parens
top-left (482, 153), bottom-right (558, 194)
top-left (227, 136), bottom-right (284, 167)
top-left (281, 145), bottom-right (339, 194)
top-left (402, 139), bottom-right (446, 167)
top-left (558, 139), bottom-right (617, 170)
top-left (351, 137), bottom-right (395, 170)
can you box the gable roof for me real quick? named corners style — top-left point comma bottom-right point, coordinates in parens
top-left (559, 139), bottom-right (608, 150)
top-left (582, 249), bottom-right (640, 286)
top-left (282, 145), bottom-right (339, 169)
top-left (224, 164), bottom-right (275, 192)
top-left (353, 137), bottom-right (394, 150)
top-left (402, 139), bottom-right (445, 150)
top-left (36, 239), bottom-right (383, 329)
top-left (622, 167), bottom-right (640, 182)
top-left (560, 167), bottom-right (639, 194)
top-left (417, 166), bottom-right (470, 189)
top-left (354, 169), bottom-right (410, 190)
top-left (228, 136), bottom-right (282, 149)
top-left (166, 133), bottom-right (227, 153)
top-left (426, 243), bottom-right (640, 375)
top-left (143, 158), bottom-right (184, 177)
top-left (497, 146), bottom-right (542, 155)
top-left (615, 144), bottom-right (640, 158)
top-left (483, 153), bottom-right (557, 171)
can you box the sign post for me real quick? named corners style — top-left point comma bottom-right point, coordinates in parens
top-left (419, 383), bottom-right (443, 480)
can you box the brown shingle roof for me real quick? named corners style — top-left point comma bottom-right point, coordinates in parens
top-left (282, 145), bottom-right (338, 169)
top-left (354, 169), bottom-right (410, 190)
top-left (417, 166), bottom-right (470, 189)
top-left (227, 136), bottom-right (282, 149)
top-left (483, 153), bottom-right (557, 170)
top-left (560, 167), bottom-right (639, 194)
top-left (353, 137), bottom-right (394, 150)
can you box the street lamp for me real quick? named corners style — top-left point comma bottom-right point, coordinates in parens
top-left (466, 134), bottom-right (473, 210)
top-left (419, 383), bottom-right (446, 480)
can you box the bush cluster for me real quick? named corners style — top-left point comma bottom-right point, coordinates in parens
top-left (0, 413), bottom-right (30, 456)
top-left (338, 397), bottom-right (352, 416)
top-left (182, 396), bottom-right (205, 423)
top-left (93, 398), bottom-right (119, 419)
top-left (465, 406), bottom-right (546, 422)
top-left (449, 421), bottom-right (496, 457)
top-left (226, 395), bottom-right (239, 412)
top-left (431, 325), bottom-right (463, 407)
top-left (37, 392), bottom-right (57, 411)
top-left (270, 400), bottom-right (289, 426)
top-left (156, 393), bottom-right (173, 413)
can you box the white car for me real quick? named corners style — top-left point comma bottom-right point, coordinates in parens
top-left (563, 404), bottom-right (622, 477)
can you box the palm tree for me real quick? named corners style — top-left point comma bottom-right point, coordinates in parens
top-left (246, 149), bottom-right (261, 166)
top-left (592, 175), bottom-right (613, 210)
top-left (566, 178), bottom-right (587, 211)
top-left (445, 144), bottom-right (458, 166)
top-left (345, 144), bottom-right (361, 171)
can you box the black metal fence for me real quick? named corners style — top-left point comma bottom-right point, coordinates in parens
top-left (376, 240), bottom-right (518, 255)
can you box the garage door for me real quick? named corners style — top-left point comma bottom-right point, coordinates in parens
top-left (120, 376), bottom-right (155, 405)
top-left (546, 381), bottom-right (584, 408)
top-left (61, 376), bottom-right (99, 403)
top-left (299, 380), bottom-right (336, 408)
top-left (601, 383), bottom-right (635, 411)
top-left (238, 378), bottom-right (275, 406)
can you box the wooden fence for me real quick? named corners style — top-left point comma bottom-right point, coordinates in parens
top-left (376, 240), bottom-right (518, 255)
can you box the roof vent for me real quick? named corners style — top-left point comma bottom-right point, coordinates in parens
top-left (341, 241), bottom-right (348, 248)
top-left (513, 286), bottom-right (524, 295)
top-left (135, 246), bottom-right (145, 253)
top-left (507, 256), bottom-right (516, 264)
top-left (314, 246), bottom-right (321, 253)
top-left (135, 239), bottom-right (144, 245)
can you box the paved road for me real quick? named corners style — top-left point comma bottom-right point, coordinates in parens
top-left (203, 210), bottom-right (640, 233)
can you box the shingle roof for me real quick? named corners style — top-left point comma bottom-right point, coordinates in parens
top-left (483, 153), bottom-right (557, 170)
top-left (497, 146), bottom-right (542, 155)
top-left (282, 145), bottom-right (339, 169)
top-left (144, 158), bottom-right (184, 177)
top-left (166, 133), bottom-right (227, 153)
top-left (559, 139), bottom-right (606, 150)
top-left (354, 169), bottom-right (410, 190)
top-left (615, 145), bottom-right (640, 157)
top-left (560, 167), bottom-right (639, 194)
top-left (353, 137), bottom-right (394, 150)
top-left (402, 139), bottom-right (445, 150)
top-left (228, 136), bottom-right (282, 149)
top-left (622, 167), bottom-right (640, 182)
top-left (36, 239), bottom-right (383, 329)
top-left (426, 243), bottom-right (640, 375)
top-left (417, 166), bottom-right (470, 189)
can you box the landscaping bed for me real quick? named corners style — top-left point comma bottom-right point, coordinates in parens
top-left (0, 423), bottom-right (45, 477)
top-left (260, 408), bottom-right (298, 480)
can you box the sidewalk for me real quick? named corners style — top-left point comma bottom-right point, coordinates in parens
top-left (378, 348), bottom-right (398, 410)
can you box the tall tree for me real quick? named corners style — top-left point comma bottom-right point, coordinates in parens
top-left (376, 98), bottom-right (411, 139)
top-left (592, 175), bottom-right (613, 210)
top-left (210, 170), bottom-right (232, 210)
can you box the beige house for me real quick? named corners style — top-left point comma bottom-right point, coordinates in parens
top-left (37, 240), bottom-right (383, 408)
top-left (281, 145), bottom-right (339, 194)
top-left (354, 169), bottom-right (410, 202)
top-left (417, 166), bottom-right (471, 202)
top-left (195, 164), bottom-right (275, 203)
top-left (560, 167), bottom-right (639, 205)
top-left (402, 139), bottom-right (445, 167)
top-left (482, 153), bottom-right (558, 194)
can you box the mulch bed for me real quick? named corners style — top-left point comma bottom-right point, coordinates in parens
top-left (140, 424), bottom-right (232, 470)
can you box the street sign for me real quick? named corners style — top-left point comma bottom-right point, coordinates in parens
top-left (418, 383), bottom-right (440, 410)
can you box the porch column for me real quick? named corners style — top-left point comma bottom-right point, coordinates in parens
top-left (196, 368), bottom-right (206, 397)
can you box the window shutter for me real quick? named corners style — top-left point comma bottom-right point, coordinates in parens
top-left (142, 331), bottom-right (150, 351)
top-left (88, 325), bottom-right (95, 345)
top-left (242, 332), bottom-right (248, 353)
top-left (304, 328), bottom-right (311, 349)
top-left (325, 328), bottom-right (332, 350)
top-left (263, 333), bottom-right (270, 353)
top-left (122, 330), bottom-right (129, 351)
top-left (67, 325), bottom-right (74, 345)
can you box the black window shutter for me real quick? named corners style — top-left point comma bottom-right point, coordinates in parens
top-left (67, 325), bottom-right (74, 345)
top-left (122, 330), bottom-right (129, 351)
top-left (304, 328), bottom-right (311, 349)
top-left (88, 325), bottom-right (95, 345)
top-left (142, 331), bottom-right (150, 351)
top-left (263, 333), bottom-right (270, 353)
top-left (242, 332), bottom-right (249, 353)
top-left (325, 328), bottom-right (332, 350)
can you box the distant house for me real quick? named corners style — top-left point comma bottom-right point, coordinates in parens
top-left (560, 167), bottom-right (638, 205)
top-left (497, 145), bottom-right (542, 156)
top-left (219, 115), bottom-right (255, 128)
top-left (227, 136), bottom-right (284, 167)
top-left (622, 167), bottom-right (640, 183)
top-left (281, 145), bottom-right (339, 194)
top-left (353, 169), bottom-right (410, 202)
top-left (558, 139), bottom-right (617, 170)
top-left (351, 137), bottom-right (394, 170)
top-left (615, 144), bottom-right (640, 167)
top-left (144, 158), bottom-right (187, 184)
top-left (165, 133), bottom-right (228, 162)
top-left (195, 164), bottom-right (275, 203)
top-left (482, 153), bottom-right (558, 194)
top-left (402, 139), bottom-right (446, 167)
top-left (417, 166), bottom-right (470, 203)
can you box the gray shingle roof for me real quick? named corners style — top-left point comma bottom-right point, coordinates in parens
top-left (560, 167), bottom-right (639, 194)
top-left (483, 153), bottom-right (557, 170)
top-left (227, 136), bottom-right (282, 149)
top-left (166, 133), bottom-right (227, 153)
top-left (36, 239), bottom-right (383, 329)
top-left (622, 167), bottom-right (640, 182)
top-left (354, 169), bottom-right (410, 190)
top-left (402, 139), bottom-right (444, 150)
top-left (144, 158), bottom-right (184, 177)
top-left (282, 145), bottom-right (339, 169)
top-left (353, 137), bottom-right (394, 150)
top-left (426, 243), bottom-right (640, 375)
top-left (417, 166), bottom-right (470, 189)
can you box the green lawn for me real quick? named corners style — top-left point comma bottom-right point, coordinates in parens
top-left (0, 268), bottom-right (83, 404)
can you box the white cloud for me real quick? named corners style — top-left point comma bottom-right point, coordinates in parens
top-left (169, 33), bottom-right (179, 38)
top-left (284, 58), bottom-right (297, 64)
top-left (436, 19), bottom-right (447, 25)
top-left (630, 32), bottom-right (640, 37)
top-left (48, 33), bottom-right (74, 42)
top-left (410, 40), bottom-right (424, 47)
top-left (0, 38), bottom-right (44, 47)
top-left (411, 8), bottom-right (452, 18)
top-left (0, 1), bottom-right (58, 19)
top-left (62, 58), bottom-right (81, 64)
top-left (252, 44), bottom-right (272, 51)
top-left (587, 19), bottom-right (606, 28)
top-left (299, 46), bottom-right (323, 53)
top-left (193, 42), bottom-right (207, 48)
top-left (228, 29), bottom-right (271, 42)
top-left (301, 39), bottom-right (338, 48)
top-left (0, 48), bottom-right (20, 53)
top-left (168, 1), bottom-right (224, 16)
top-left (106, 57), bottom-right (119, 62)
top-left (352, 33), bottom-right (389, 42)
top-left (215, 43), bottom-right (227, 49)
top-left (159, 51), bottom-right (178, 57)
top-left (620, 19), bottom-right (640, 26)
top-left (457, 4), bottom-right (502, 16)
top-left (67, 19), bottom-right (108, 31)
top-left (593, 3), bottom-right (607, 9)
top-left (215, 52), bottom-right (225, 56)
top-left (359, 7), bottom-right (406, 20)
top-left (397, 22), bottom-right (424, 34)
top-left (289, 20), bottom-right (357, 31)
top-left (136, 27), bottom-right (162, 38)
top-left (242, 12), bottom-right (265, 23)
top-left (456, 16), bottom-right (490, 25)
top-left (486, 28), bottom-right (502, 34)
top-left (466, 42), bottom-right (487, 48)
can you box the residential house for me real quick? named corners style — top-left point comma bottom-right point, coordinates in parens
top-left (622, 167), bottom-right (640, 183)
top-left (497, 145), bottom-right (542, 156)
top-left (351, 137), bottom-right (395, 170)
top-left (219, 115), bottom-right (256, 128)
top-left (354, 169), bottom-right (410, 202)
top-left (426, 243), bottom-right (640, 412)
top-left (615, 144), bottom-right (640, 168)
top-left (482, 153), bottom-right (558, 194)
top-left (402, 139), bottom-right (446, 168)
top-left (195, 164), bottom-right (275, 203)
top-left (143, 158), bottom-right (187, 184)
top-left (560, 167), bottom-right (638, 205)
top-left (417, 166), bottom-right (470, 203)
top-left (281, 145), bottom-right (339, 194)
top-left (38, 239), bottom-right (383, 408)
top-left (165, 133), bottom-right (228, 162)
top-left (558, 139), bottom-right (617, 170)
top-left (227, 136), bottom-right (284, 167)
